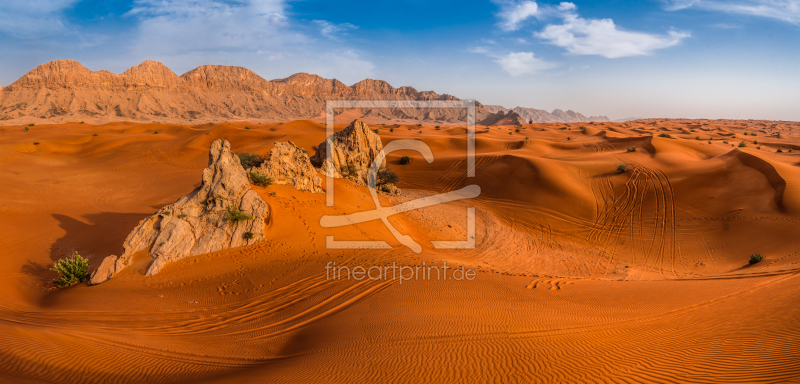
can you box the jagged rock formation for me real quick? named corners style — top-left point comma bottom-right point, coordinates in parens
top-left (0, 60), bottom-right (609, 124)
top-left (250, 141), bottom-right (323, 193)
top-left (310, 120), bottom-right (383, 184)
top-left (478, 110), bottom-right (527, 126)
top-left (89, 138), bottom-right (269, 284)
top-left (482, 105), bottom-right (610, 124)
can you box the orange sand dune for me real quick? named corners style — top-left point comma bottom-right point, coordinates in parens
top-left (1, 119), bottom-right (799, 383)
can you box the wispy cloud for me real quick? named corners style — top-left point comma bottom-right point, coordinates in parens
top-left (494, 51), bottom-right (555, 75)
top-left (665, 0), bottom-right (800, 24)
top-left (493, 0), bottom-right (540, 31)
top-left (0, 0), bottom-right (80, 36)
top-left (313, 20), bottom-right (358, 39)
top-left (536, 3), bottom-right (689, 58)
top-left (121, 0), bottom-right (374, 82)
top-left (471, 46), bottom-right (555, 76)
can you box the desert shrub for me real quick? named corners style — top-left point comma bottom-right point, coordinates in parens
top-left (691, 129), bottom-right (696, 132)
top-left (515, 128), bottom-right (520, 133)
top-left (245, 126), bottom-right (250, 130)
top-left (723, 140), bottom-right (729, 144)
top-left (738, 142), bottom-right (747, 147)
top-left (225, 206), bottom-right (252, 222)
top-left (81, 121), bottom-right (85, 124)
top-left (627, 146), bottom-right (637, 152)
top-left (380, 184), bottom-right (393, 193)
top-left (753, 140), bottom-right (758, 144)
top-left (790, 149), bottom-right (793, 153)
top-left (567, 137), bottom-right (571, 140)
top-left (244, 231), bottom-right (254, 239)
top-left (154, 131), bottom-right (159, 134)
top-left (340, 163), bottom-right (357, 177)
top-left (695, 136), bottom-right (700, 140)
top-left (616, 164), bottom-right (627, 173)
top-left (33, 142), bottom-right (40, 145)
top-left (93, 133), bottom-right (98, 136)
top-left (659, 133), bottom-right (669, 138)
top-left (390, 128), bottom-right (394, 132)
top-left (435, 125), bottom-right (440, 129)
top-left (749, 252), bottom-right (764, 264)
top-left (417, 123), bottom-right (422, 126)
top-left (777, 148), bottom-right (783, 153)
top-left (508, 132), bottom-right (512, 135)
top-left (236, 152), bottom-right (264, 168)
top-left (51, 252), bottom-right (90, 287)
top-left (373, 128), bottom-right (379, 133)
top-left (248, 172), bottom-right (273, 187)
top-left (177, 214), bottom-right (187, 218)
top-left (400, 156), bottom-right (411, 165)
top-left (163, 210), bottom-right (171, 216)
top-left (376, 166), bottom-right (400, 186)
top-left (29, 123), bottom-right (34, 126)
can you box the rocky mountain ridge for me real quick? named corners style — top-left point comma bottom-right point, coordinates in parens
top-left (0, 60), bottom-right (610, 124)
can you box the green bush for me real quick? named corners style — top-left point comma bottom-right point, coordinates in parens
top-left (400, 156), bottom-right (411, 165)
top-left (93, 133), bottom-right (99, 136)
top-left (515, 128), bottom-right (520, 133)
top-left (236, 152), bottom-right (264, 168)
top-left (51, 252), bottom-right (90, 287)
top-left (154, 131), bottom-right (159, 134)
top-left (738, 142), bottom-right (747, 147)
top-left (777, 148), bottom-right (783, 153)
top-left (749, 252), bottom-right (764, 265)
top-left (390, 128), bottom-right (394, 132)
top-left (24, 127), bottom-right (29, 132)
top-left (616, 164), bottom-right (627, 173)
top-left (340, 164), bottom-right (357, 177)
top-left (245, 126), bottom-right (250, 130)
top-left (627, 146), bottom-right (637, 152)
top-left (695, 136), bottom-right (700, 140)
top-left (376, 166), bottom-right (400, 186)
top-left (244, 231), bottom-right (254, 239)
top-left (248, 172), bottom-right (273, 187)
top-left (374, 128), bottom-right (379, 133)
top-left (29, 123), bottom-right (35, 126)
top-left (659, 133), bottom-right (669, 138)
top-left (225, 206), bottom-right (252, 222)
top-left (567, 137), bottom-right (571, 140)
top-left (33, 142), bottom-right (40, 145)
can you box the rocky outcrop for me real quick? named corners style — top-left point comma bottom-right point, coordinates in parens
top-left (251, 141), bottom-right (323, 193)
top-left (89, 138), bottom-right (269, 284)
top-left (478, 110), bottom-right (527, 126)
top-left (310, 120), bottom-right (384, 184)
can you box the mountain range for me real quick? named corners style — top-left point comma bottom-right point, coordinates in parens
top-left (0, 60), bottom-right (610, 125)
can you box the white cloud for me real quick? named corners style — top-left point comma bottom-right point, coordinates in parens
top-left (494, 51), bottom-right (555, 76)
top-left (313, 20), bottom-right (358, 38)
top-left (120, 0), bottom-right (374, 83)
top-left (665, 0), bottom-right (800, 24)
top-left (0, 0), bottom-right (80, 36)
top-left (536, 6), bottom-right (689, 58)
top-left (494, 0), bottom-right (540, 31)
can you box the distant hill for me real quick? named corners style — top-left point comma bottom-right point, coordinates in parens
top-left (0, 60), bottom-right (611, 125)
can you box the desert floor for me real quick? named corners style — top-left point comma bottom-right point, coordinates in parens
top-left (1, 119), bottom-right (799, 383)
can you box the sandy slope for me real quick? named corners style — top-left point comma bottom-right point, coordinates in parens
top-left (0, 118), bottom-right (799, 383)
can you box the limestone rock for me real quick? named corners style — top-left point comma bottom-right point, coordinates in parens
top-left (251, 141), bottom-right (323, 193)
top-left (310, 120), bottom-right (384, 184)
top-left (89, 255), bottom-right (118, 285)
top-left (90, 138), bottom-right (269, 284)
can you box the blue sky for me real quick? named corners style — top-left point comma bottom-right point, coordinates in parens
top-left (0, 0), bottom-right (798, 120)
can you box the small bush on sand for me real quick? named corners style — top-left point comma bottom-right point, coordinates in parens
top-left (659, 133), bottom-right (670, 138)
top-left (28, 123), bottom-right (35, 126)
top-left (376, 166), bottom-right (400, 186)
top-left (400, 156), bottom-right (411, 165)
top-left (154, 131), bottom-right (159, 134)
top-left (248, 172), bottom-right (273, 187)
top-left (738, 142), bottom-right (747, 148)
top-left (340, 164), bottom-right (357, 177)
top-left (627, 146), bottom-right (637, 152)
top-left (374, 128), bottom-right (379, 133)
top-left (33, 142), bottom-right (40, 145)
top-left (51, 252), bottom-right (90, 287)
top-left (93, 133), bottom-right (98, 136)
top-left (244, 231), bottom-right (254, 240)
top-left (777, 148), bottom-right (784, 153)
top-left (515, 128), bottom-right (520, 133)
top-left (616, 164), bottom-right (627, 173)
top-left (236, 152), bottom-right (264, 168)
top-left (749, 252), bottom-right (764, 265)
top-left (24, 127), bottom-right (29, 132)
top-left (225, 206), bottom-right (252, 222)
top-left (245, 126), bottom-right (250, 130)
top-left (390, 128), bottom-right (394, 132)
